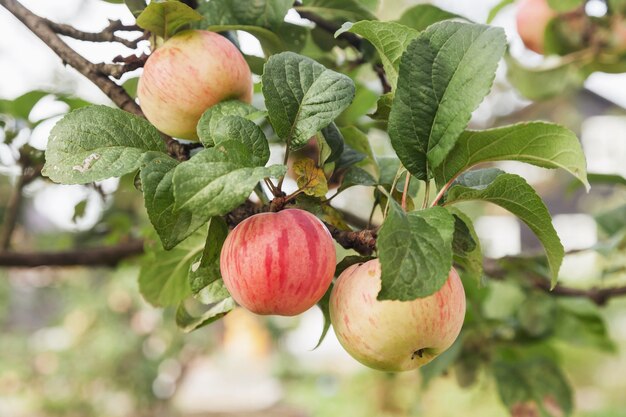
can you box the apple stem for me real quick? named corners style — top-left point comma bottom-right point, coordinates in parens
top-left (430, 174), bottom-right (461, 208)
top-left (264, 178), bottom-right (281, 197)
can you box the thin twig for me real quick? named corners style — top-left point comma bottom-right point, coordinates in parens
top-left (46, 18), bottom-right (145, 49)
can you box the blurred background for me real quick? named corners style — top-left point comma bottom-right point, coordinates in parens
top-left (1, 0), bottom-right (626, 416)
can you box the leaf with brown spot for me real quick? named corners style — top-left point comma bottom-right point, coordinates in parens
top-left (293, 158), bottom-right (328, 197)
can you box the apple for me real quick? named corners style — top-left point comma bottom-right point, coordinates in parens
top-left (138, 30), bottom-right (253, 140)
top-left (220, 209), bottom-right (336, 316)
top-left (516, 0), bottom-right (557, 53)
top-left (330, 259), bottom-right (465, 371)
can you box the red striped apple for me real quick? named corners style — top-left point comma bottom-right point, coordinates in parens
top-left (516, 0), bottom-right (557, 53)
top-left (220, 209), bottom-right (336, 316)
top-left (330, 259), bottom-right (465, 371)
top-left (138, 30), bottom-right (253, 140)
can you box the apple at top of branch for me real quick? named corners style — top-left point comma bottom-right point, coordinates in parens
top-left (220, 209), bottom-right (336, 316)
top-left (330, 259), bottom-right (466, 371)
top-left (138, 30), bottom-right (253, 140)
top-left (516, 0), bottom-right (557, 53)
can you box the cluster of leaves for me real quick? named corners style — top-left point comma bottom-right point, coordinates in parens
top-left (491, 0), bottom-right (626, 100)
top-left (33, 0), bottom-right (622, 416)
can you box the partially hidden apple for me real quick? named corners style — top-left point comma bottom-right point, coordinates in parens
top-left (516, 0), bottom-right (557, 53)
top-left (330, 259), bottom-right (465, 372)
top-left (138, 30), bottom-right (253, 140)
top-left (220, 209), bottom-right (336, 316)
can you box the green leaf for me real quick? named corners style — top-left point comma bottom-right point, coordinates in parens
top-left (335, 255), bottom-right (376, 277)
top-left (319, 123), bottom-right (344, 164)
top-left (197, 100), bottom-right (259, 146)
top-left (141, 152), bottom-right (208, 250)
top-left (314, 283), bottom-right (333, 349)
top-left (124, 0), bottom-right (146, 17)
top-left (388, 22), bottom-right (506, 180)
top-left (396, 4), bottom-right (463, 31)
top-left (445, 168), bottom-right (564, 286)
top-left (447, 207), bottom-right (483, 282)
top-left (0, 90), bottom-right (48, 120)
top-left (339, 166), bottom-right (377, 191)
top-left (205, 24), bottom-right (285, 54)
top-left (506, 54), bottom-right (586, 101)
top-left (176, 297), bottom-right (236, 332)
top-left (553, 298), bottom-right (616, 352)
top-left (493, 358), bottom-right (573, 417)
top-left (262, 52), bottom-right (355, 150)
top-left (136, 1), bottom-right (203, 39)
top-left (435, 122), bottom-right (589, 191)
top-left (517, 294), bottom-right (557, 337)
top-left (340, 126), bottom-right (374, 167)
top-left (211, 116), bottom-right (270, 167)
top-left (139, 230), bottom-right (205, 307)
top-left (173, 145), bottom-right (286, 224)
top-left (487, 0), bottom-right (514, 23)
top-left (188, 217), bottom-right (229, 294)
top-left (336, 21), bottom-right (419, 89)
top-left (43, 105), bottom-right (166, 184)
top-left (596, 204), bottom-right (626, 237)
top-left (198, 0), bottom-right (292, 29)
top-left (295, 0), bottom-right (376, 23)
top-left (369, 92), bottom-right (393, 121)
top-left (377, 203), bottom-right (455, 300)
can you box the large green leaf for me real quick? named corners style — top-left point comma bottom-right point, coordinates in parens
top-left (262, 52), bottom-right (355, 150)
top-left (435, 122), bottom-right (589, 190)
top-left (396, 4), bottom-right (463, 31)
top-left (295, 0), bottom-right (376, 23)
top-left (173, 144), bottom-right (286, 224)
top-left (196, 100), bottom-right (259, 146)
top-left (377, 203), bottom-right (455, 300)
top-left (139, 230), bottom-right (205, 307)
top-left (43, 105), bottom-right (166, 184)
top-left (198, 0), bottom-right (292, 28)
top-left (388, 22), bottom-right (506, 180)
top-left (136, 0), bottom-right (203, 39)
top-left (336, 21), bottom-right (419, 89)
top-left (140, 152), bottom-right (208, 250)
top-left (445, 168), bottom-right (564, 286)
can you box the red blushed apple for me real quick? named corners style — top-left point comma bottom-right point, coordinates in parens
top-left (138, 30), bottom-right (253, 140)
top-left (330, 259), bottom-right (465, 372)
top-left (516, 0), bottom-right (557, 53)
top-left (220, 209), bottom-right (336, 316)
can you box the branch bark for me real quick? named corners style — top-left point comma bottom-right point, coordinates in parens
top-left (0, 0), bottom-right (193, 161)
top-left (46, 19), bottom-right (145, 49)
top-left (0, 240), bottom-right (144, 267)
top-left (0, 0), bottom-right (142, 117)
